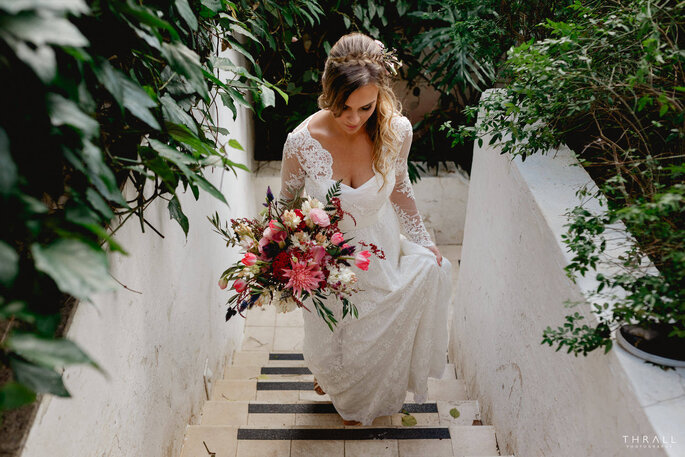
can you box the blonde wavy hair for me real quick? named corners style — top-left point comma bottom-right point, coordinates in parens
top-left (317, 32), bottom-right (404, 190)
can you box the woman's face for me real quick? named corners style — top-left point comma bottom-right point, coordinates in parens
top-left (332, 83), bottom-right (379, 136)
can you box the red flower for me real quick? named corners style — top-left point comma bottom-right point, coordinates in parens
top-left (272, 251), bottom-right (291, 282)
top-left (294, 209), bottom-right (306, 230)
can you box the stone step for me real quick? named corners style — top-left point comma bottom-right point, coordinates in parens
top-left (180, 424), bottom-right (498, 457)
top-left (200, 400), bottom-right (482, 428)
top-left (210, 378), bottom-right (468, 403)
top-left (229, 352), bottom-right (457, 379)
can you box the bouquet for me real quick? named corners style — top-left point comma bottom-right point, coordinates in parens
top-left (209, 182), bottom-right (385, 330)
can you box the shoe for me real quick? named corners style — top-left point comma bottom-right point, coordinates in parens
top-left (313, 377), bottom-right (326, 395)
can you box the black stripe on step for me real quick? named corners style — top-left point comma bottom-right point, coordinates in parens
top-left (247, 403), bottom-right (439, 414)
top-left (237, 427), bottom-right (451, 440)
top-left (261, 367), bottom-right (312, 375)
top-left (269, 353), bottom-right (304, 360)
top-left (256, 381), bottom-right (313, 390)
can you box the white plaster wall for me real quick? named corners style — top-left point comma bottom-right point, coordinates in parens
top-left (450, 104), bottom-right (685, 456)
top-left (19, 49), bottom-right (255, 457)
top-left (252, 161), bottom-right (469, 245)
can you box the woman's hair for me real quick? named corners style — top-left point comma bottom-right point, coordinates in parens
top-left (317, 32), bottom-right (404, 190)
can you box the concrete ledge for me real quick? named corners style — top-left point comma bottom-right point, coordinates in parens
top-left (449, 123), bottom-right (685, 456)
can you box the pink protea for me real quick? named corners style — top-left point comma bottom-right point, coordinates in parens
top-left (282, 261), bottom-right (325, 299)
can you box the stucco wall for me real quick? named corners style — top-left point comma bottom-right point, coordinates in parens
top-left (18, 50), bottom-right (254, 457)
top-left (450, 108), bottom-right (685, 456)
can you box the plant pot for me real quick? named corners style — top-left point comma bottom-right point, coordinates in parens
top-left (616, 323), bottom-right (685, 368)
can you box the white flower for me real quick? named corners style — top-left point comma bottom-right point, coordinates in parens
top-left (328, 266), bottom-right (357, 286)
top-left (282, 210), bottom-right (302, 230)
top-left (301, 197), bottom-right (323, 217)
top-left (290, 232), bottom-right (311, 250)
top-left (272, 289), bottom-right (298, 314)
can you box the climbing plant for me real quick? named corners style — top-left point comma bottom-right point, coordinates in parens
top-left (0, 0), bottom-right (320, 430)
top-left (445, 0), bottom-right (684, 356)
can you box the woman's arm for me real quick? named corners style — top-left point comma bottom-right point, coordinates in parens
top-left (389, 117), bottom-right (443, 264)
top-left (279, 132), bottom-right (306, 201)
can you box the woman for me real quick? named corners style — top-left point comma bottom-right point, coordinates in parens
top-left (279, 32), bottom-right (452, 426)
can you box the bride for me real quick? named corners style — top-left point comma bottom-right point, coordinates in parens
top-left (278, 32), bottom-right (453, 426)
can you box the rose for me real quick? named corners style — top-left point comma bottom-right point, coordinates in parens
top-left (308, 208), bottom-right (330, 227)
top-left (233, 278), bottom-right (247, 293)
top-left (218, 277), bottom-right (228, 289)
top-left (354, 250), bottom-right (372, 271)
top-left (331, 232), bottom-right (344, 246)
top-left (241, 252), bottom-right (257, 266)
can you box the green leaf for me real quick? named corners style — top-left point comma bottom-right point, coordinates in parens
top-left (7, 333), bottom-right (100, 371)
top-left (194, 173), bottom-right (227, 204)
top-left (0, 0), bottom-right (89, 15)
top-left (0, 127), bottom-right (17, 195)
top-left (0, 241), bottom-right (19, 287)
top-left (160, 94), bottom-right (198, 135)
top-left (449, 408), bottom-right (460, 419)
top-left (93, 61), bottom-right (160, 129)
top-left (47, 93), bottom-right (99, 137)
top-left (259, 84), bottom-right (276, 108)
top-left (9, 357), bottom-right (70, 397)
top-left (175, 0), bottom-right (198, 31)
top-left (80, 141), bottom-right (127, 205)
top-left (3, 37), bottom-right (56, 83)
top-left (0, 381), bottom-right (36, 411)
top-left (168, 195), bottom-right (189, 237)
top-left (0, 13), bottom-right (89, 47)
top-left (401, 414), bottom-right (417, 426)
top-left (85, 187), bottom-right (114, 220)
top-left (160, 42), bottom-right (209, 100)
top-left (31, 239), bottom-right (117, 301)
top-left (228, 138), bottom-right (244, 151)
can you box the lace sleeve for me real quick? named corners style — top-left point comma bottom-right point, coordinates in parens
top-left (279, 132), bottom-right (306, 201)
top-left (389, 117), bottom-right (435, 247)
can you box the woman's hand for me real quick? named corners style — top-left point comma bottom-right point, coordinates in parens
top-left (426, 245), bottom-right (443, 266)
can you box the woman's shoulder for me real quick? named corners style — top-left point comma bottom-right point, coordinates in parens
top-left (390, 112), bottom-right (412, 140)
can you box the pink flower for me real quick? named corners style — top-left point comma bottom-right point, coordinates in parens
top-left (233, 278), bottom-right (247, 293)
top-left (269, 219), bottom-right (285, 232)
top-left (311, 245), bottom-right (326, 264)
top-left (218, 277), bottom-right (228, 289)
top-left (263, 227), bottom-right (286, 243)
top-left (331, 232), bottom-right (345, 245)
top-left (342, 243), bottom-right (351, 249)
top-left (282, 261), bottom-right (325, 299)
top-left (258, 236), bottom-right (270, 254)
top-left (354, 250), bottom-right (372, 271)
top-left (241, 252), bottom-right (257, 266)
top-left (308, 208), bottom-right (330, 227)
top-left (272, 230), bottom-right (287, 243)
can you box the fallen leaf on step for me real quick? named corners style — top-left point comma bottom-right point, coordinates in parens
top-left (449, 408), bottom-right (460, 419)
top-left (401, 414), bottom-right (417, 426)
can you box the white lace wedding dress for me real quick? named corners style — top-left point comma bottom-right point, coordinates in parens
top-left (279, 111), bottom-right (453, 425)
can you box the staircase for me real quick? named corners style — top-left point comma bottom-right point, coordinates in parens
top-left (177, 245), bottom-right (513, 457)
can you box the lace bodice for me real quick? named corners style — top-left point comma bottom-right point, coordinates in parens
top-left (279, 112), bottom-right (434, 247)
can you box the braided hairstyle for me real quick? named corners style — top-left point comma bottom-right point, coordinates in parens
top-left (317, 32), bottom-right (404, 190)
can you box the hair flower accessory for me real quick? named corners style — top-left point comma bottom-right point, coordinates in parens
top-left (374, 39), bottom-right (402, 77)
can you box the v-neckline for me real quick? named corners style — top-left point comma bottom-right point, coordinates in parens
top-left (304, 112), bottom-right (377, 191)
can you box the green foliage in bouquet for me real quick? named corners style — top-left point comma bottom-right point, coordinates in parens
top-left (444, 0), bottom-right (684, 356)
